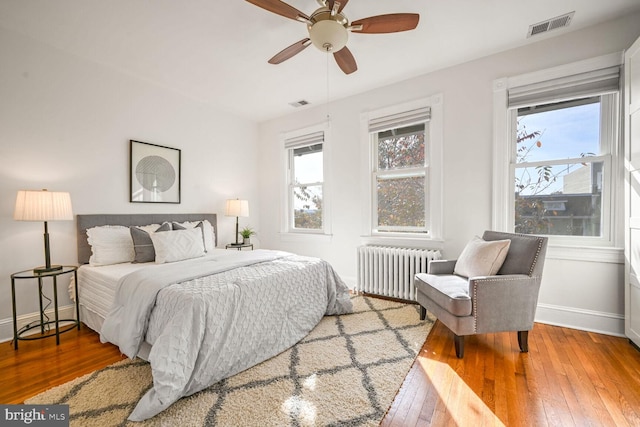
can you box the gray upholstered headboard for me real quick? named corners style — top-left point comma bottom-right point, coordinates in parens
top-left (76, 213), bottom-right (218, 264)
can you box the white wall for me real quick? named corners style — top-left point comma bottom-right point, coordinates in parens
top-left (0, 28), bottom-right (260, 341)
top-left (257, 13), bottom-right (640, 336)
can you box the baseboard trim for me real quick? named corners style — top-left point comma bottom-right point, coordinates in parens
top-left (0, 304), bottom-right (77, 343)
top-left (535, 303), bottom-right (625, 337)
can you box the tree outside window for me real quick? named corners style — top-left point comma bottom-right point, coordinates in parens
top-left (291, 143), bottom-right (323, 230)
top-left (374, 123), bottom-right (427, 232)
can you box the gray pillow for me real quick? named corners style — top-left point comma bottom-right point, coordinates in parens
top-left (130, 222), bottom-right (171, 263)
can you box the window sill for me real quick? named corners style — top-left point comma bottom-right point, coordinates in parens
top-left (546, 244), bottom-right (623, 263)
top-left (360, 234), bottom-right (444, 250)
top-left (279, 232), bottom-right (333, 243)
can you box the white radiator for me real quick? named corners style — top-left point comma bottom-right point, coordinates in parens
top-left (356, 246), bottom-right (441, 301)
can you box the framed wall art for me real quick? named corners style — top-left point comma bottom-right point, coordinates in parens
top-left (130, 140), bottom-right (181, 203)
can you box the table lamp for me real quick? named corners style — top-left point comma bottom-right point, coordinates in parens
top-left (14, 189), bottom-right (73, 273)
top-left (225, 199), bottom-right (249, 245)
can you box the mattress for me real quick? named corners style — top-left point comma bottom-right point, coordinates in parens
top-left (70, 249), bottom-right (230, 332)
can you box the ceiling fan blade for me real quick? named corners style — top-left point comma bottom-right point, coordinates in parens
top-left (350, 13), bottom-right (419, 33)
top-left (245, 0), bottom-right (310, 21)
top-left (334, 46), bottom-right (357, 74)
top-left (268, 38), bottom-right (311, 64)
top-left (327, 0), bottom-right (349, 13)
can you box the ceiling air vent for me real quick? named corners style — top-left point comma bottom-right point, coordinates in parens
top-left (527, 11), bottom-right (574, 38)
top-left (289, 99), bottom-right (310, 108)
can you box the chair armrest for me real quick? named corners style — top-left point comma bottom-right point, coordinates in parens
top-left (469, 274), bottom-right (542, 334)
top-left (428, 259), bottom-right (457, 274)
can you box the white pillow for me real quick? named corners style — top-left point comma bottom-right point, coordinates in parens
top-left (150, 228), bottom-right (205, 263)
top-left (454, 236), bottom-right (511, 278)
top-left (87, 225), bottom-right (135, 266)
top-left (172, 220), bottom-right (216, 252)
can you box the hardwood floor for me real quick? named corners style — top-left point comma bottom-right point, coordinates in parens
top-left (0, 327), bottom-right (125, 405)
top-left (2, 321), bottom-right (639, 426)
top-left (382, 320), bottom-right (640, 427)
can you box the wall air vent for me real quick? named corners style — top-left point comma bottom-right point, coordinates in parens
top-left (289, 99), bottom-right (310, 108)
top-left (527, 11), bottom-right (574, 38)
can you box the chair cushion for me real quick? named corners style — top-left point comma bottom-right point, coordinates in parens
top-left (415, 273), bottom-right (472, 317)
top-left (454, 236), bottom-right (511, 278)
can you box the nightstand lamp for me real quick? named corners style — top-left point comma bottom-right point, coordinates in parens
top-left (225, 199), bottom-right (249, 245)
top-left (14, 189), bottom-right (73, 274)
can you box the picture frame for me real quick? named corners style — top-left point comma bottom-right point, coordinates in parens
top-left (130, 140), bottom-right (181, 203)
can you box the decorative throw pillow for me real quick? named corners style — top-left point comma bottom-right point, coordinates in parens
top-left (87, 225), bottom-right (135, 266)
top-left (172, 220), bottom-right (215, 252)
top-left (150, 228), bottom-right (205, 263)
top-left (130, 222), bottom-right (171, 263)
top-left (454, 236), bottom-right (511, 278)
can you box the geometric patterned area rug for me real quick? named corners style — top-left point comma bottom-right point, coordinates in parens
top-left (26, 296), bottom-right (433, 426)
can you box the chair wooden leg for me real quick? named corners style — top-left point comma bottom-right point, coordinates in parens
top-left (454, 334), bottom-right (464, 358)
top-left (419, 306), bottom-right (426, 320)
top-left (518, 330), bottom-right (529, 352)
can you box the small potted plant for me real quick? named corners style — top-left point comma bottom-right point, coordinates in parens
top-left (239, 226), bottom-right (256, 244)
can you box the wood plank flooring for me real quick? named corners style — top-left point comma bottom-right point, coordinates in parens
top-left (382, 320), bottom-right (640, 427)
top-left (1, 320), bottom-right (639, 426)
top-left (0, 327), bottom-right (125, 405)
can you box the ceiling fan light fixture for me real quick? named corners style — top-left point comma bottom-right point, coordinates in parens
top-left (246, 0), bottom-right (420, 74)
top-left (308, 19), bottom-right (348, 52)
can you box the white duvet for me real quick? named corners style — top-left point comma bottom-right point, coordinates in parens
top-left (99, 249), bottom-right (353, 421)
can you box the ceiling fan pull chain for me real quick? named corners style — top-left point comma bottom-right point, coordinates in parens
top-left (326, 50), bottom-right (331, 122)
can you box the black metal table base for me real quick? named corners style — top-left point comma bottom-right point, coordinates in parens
top-left (11, 266), bottom-right (80, 350)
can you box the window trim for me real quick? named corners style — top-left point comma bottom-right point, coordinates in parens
top-left (493, 53), bottom-right (623, 252)
top-left (360, 95), bottom-right (443, 245)
top-left (281, 122), bottom-right (332, 238)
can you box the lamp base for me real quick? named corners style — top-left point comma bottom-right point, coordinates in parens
top-left (34, 265), bottom-right (63, 274)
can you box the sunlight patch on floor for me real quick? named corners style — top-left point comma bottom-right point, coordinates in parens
top-left (281, 395), bottom-right (318, 426)
top-left (418, 355), bottom-right (505, 426)
top-left (303, 373), bottom-right (317, 391)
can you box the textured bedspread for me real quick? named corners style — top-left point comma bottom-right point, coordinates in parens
top-left (100, 250), bottom-right (352, 421)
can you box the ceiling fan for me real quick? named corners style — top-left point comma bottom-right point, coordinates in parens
top-left (245, 0), bottom-right (420, 74)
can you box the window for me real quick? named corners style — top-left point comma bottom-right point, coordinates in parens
top-left (374, 122), bottom-right (428, 232)
top-left (514, 96), bottom-right (613, 237)
top-left (283, 127), bottom-right (327, 234)
top-left (493, 54), bottom-right (622, 248)
top-left (362, 96), bottom-right (443, 241)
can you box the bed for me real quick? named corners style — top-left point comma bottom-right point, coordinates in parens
top-left (73, 213), bottom-right (353, 421)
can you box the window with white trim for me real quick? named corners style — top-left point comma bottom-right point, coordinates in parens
top-left (284, 129), bottom-right (326, 233)
top-left (494, 55), bottom-right (621, 246)
top-left (362, 96), bottom-right (443, 240)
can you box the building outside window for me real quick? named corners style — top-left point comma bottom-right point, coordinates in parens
top-left (513, 96), bottom-right (612, 237)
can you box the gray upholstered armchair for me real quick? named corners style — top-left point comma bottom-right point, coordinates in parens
top-left (415, 231), bottom-right (548, 358)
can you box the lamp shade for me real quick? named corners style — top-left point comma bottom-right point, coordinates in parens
top-left (14, 190), bottom-right (73, 221)
top-left (225, 199), bottom-right (249, 218)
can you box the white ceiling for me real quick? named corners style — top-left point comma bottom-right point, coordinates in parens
top-left (1, 0), bottom-right (639, 122)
